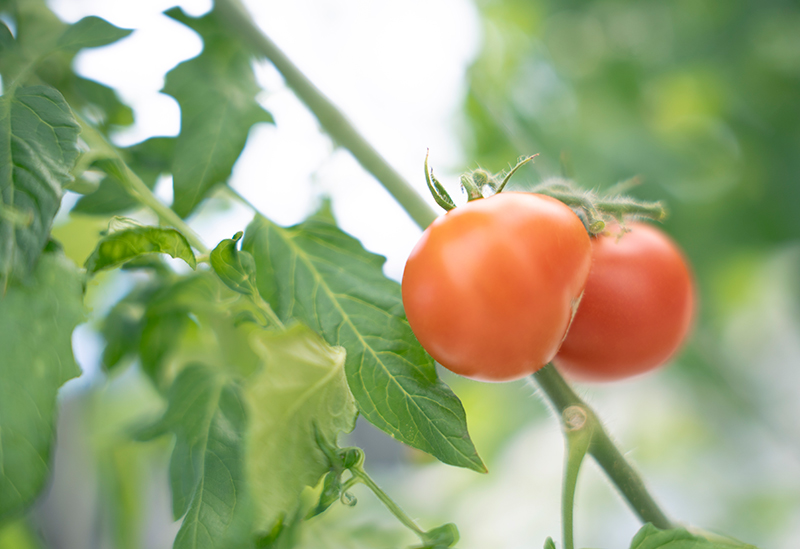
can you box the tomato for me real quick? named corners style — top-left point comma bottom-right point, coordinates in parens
top-left (554, 222), bottom-right (695, 381)
top-left (402, 192), bottom-right (592, 382)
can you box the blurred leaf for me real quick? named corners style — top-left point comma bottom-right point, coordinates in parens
top-left (100, 272), bottom-right (265, 389)
top-left (163, 7), bottom-right (273, 218)
top-left (0, 519), bottom-right (43, 549)
top-left (245, 323), bottom-right (357, 530)
top-left (0, 85), bottom-right (80, 285)
top-left (55, 16), bottom-right (132, 51)
top-left (243, 214), bottom-right (486, 473)
top-left (630, 524), bottom-right (759, 549)
top-left (0, 250), bottom-right (84, 521)
top-left (138, 364), bottom-right (251, 549)
top-left (84, 219), bottom-right (197, 274)
top-left (73, 137), bottom-right (175, 216)
top-left (211, 231), bottom-right (259, 297)
top-left (100, 284), bottom-right (158, 371)
top-left (0, 4), bottom-right (133, 133)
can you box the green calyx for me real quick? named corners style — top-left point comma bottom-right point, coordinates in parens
top-left (424, 151), bottom-right (538, 210)
top-left (531, 177), bottom-right (666, 235)
top-left (423, 152), bottom-right (666, 235)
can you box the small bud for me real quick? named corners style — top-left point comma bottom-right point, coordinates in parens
top-left (563, 405), bottom-right (588, 431)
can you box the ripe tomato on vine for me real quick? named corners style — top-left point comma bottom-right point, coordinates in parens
top-left (554, 222), bottom-right (696, 381)
top-left (402, 192), bottom-right (592, 382)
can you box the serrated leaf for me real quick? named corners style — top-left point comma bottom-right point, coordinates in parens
top-left (242, 214), bottom-right (486, 473)
top-left (163, 7), bottom-right (273, 218)
top-left (1, 8), bottom-right (133, 133)
top-left (84, 221), bottom-right (197, 273)
top-left (630, 524), bottom-right (759, 549)
top-left (0, 250), bottom-right (84, 520)
top-left (245, 323), bottom-right (357, 530)
top-left (0, 85), bottom-right (80, 285)
top-left (74, 137), bottom-right (174, 216)
top-left (211, 231), bottom-right (259, 297)
top-left (139, 364), bottom-right (251, 549)
top-left (55, 16), bottom-right (132, 51)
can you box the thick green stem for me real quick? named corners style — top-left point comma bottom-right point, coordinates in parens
top-left (214, 0), bottom-right (438, 230)
top-left (532, 364), bottom-right (673, 530)
top-left (75, 117), bottom-right (209, 254)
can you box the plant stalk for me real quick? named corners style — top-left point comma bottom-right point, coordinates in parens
top-left (349, 466), bottom-right (426, 538)
top-left (75, 117), bottom-right (209, 254)
top-left (532, 364), bottom-right (673, 530)
top-left (214, 0), bottom-right (438, 230)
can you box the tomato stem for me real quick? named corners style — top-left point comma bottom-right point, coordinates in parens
top-left (215, 0), bottom-right (438, 230)
top-left (74, 115), bottom-right (210, 254)
top-left (531, 364), bottom-right (673, 530)
top-left (561, 406), bottom-right (593, 549)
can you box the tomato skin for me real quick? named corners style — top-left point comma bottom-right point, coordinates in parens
top-left (554, 223), bottom-right (695, 382)
top-left (402, 193), bottom-right (592, 382)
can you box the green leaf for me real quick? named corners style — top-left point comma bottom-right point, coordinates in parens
top-left (210, 231), bottom-right (259, 297)
top-left (630, 524), bottom-right (759, 549)
top-left (0, 7), bottom-right (133, 133)
top-left (74, 137), bottom-right (175, 216)
top-left (0, 85), bottom-right (80, 285)
top-left (243, 214), bottom-right (486, 473)
top-left (84, 218), bottom-right (197, 274)
top-left (139, 364), bottom-right (251, 549)
top-left (0, 250), bottom-right (84, 521)
top-left (163, 7), bottom-right (273, 218)
top-left (55, 16), bottom-right (133, 51)
top-left (99, 283), bottom-right (160, 372)
top-left (108, 272), bottom-right (262, 389)
top-left (245, 323), bottom-right (357, 530)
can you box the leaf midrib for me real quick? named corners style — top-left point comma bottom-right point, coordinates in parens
top-left (270, 220), bottom-right (477, 465)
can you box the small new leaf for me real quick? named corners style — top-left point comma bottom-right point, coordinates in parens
top-left (630, 523), bottom-right (759, 549)
top-left (55, 16), bottom-right (133, 51)
top-left (0, 251), bottom-right (84, 521)
top-left (210, 231), bottom-right (259, 297)
top-left (84, 219), bottom-right (197, 273)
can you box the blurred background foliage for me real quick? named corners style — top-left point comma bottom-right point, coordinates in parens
top-left (456, 0), bottom-right (800, 546)
top-left (2, 0), bottom-right (799, 548)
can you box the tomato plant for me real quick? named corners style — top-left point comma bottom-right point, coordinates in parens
top-left (0, 0), bottom-right (780, 547)
top-left (402, 192), bottom-right (592, 382)
top-left (554, 222), bottom-right (696, 381)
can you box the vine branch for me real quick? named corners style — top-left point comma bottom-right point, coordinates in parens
top-left (214, 0), bottom-right (438, 230)
top-left (75, 116), bottom-right (210, 254)
top-left (532, 364), bottom-right (673, 530)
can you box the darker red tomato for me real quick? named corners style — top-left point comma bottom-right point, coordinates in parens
top-left (402, 193), bottom-right (592, 382)
top-left (554, 222), bottom-right (695, 381)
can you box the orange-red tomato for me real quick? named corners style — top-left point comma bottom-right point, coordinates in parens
top-left (554, 223), bottom-right (695, 381)
top-left (402, 193), bottom-right (592, 382)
